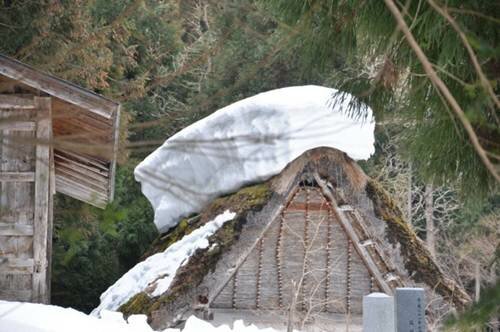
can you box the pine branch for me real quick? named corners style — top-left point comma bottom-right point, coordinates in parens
top-left (447, 7), bottom-right (500, 25)
top-left (427, 0), bottom-right (500, 122)
top-left (383, 0), bottom-right (500, 183)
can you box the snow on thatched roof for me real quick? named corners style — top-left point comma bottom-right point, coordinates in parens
top-left (134, 86), bottom-right (375, 232)
top-left (92, 210), bottom-right (237, 315)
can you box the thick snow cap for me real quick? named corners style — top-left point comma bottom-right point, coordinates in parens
top-left (135, 85), bottom-right (375, 232)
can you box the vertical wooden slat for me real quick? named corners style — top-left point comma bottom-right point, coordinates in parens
top-left (231, 269), bottom-right (237, 309)
top-left (0, 109), bottom-right (10, 209)
top-left (46, 108), bottom-right (55, 303)
top-left (313, 173), bottom-right (393, 295)
top-left (257, 216), bottom-right (280, 310)
top-left (108, 104), bottom-right (120, 202)
top-left (32, 96), bottom-right (51, 303)
top-left (0, 105), bottom-right (37, 302)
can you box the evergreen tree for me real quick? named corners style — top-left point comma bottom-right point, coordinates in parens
top-left (263, 0), bottom-right (499, 198)
top-left (0, 0), bottom-right (183, 311)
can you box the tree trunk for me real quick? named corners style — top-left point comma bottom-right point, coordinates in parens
top-left (474, 262), bottom-right (480, 302)
top-left (425, 184), bottom-right (436, 258)
top-left (407, 164), bottom-right (412, 223)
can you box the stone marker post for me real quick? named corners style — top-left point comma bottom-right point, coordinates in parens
top-left (395, 288), bottom-right (426, 332)
top-left (363, 292), bottom-right (395, 332)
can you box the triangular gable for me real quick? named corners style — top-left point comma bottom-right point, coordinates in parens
top-left (210, 173), bottom-right (405, 315)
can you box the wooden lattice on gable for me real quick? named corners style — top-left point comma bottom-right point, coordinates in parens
top-left (211, 179), bottom-right (403, 315)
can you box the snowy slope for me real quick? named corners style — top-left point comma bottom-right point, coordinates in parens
top-left (0, 301), bottom-right (284, 332)
top-left (135, 85), bottom-right (375, 232)
top-left (92, 210), bottom-right (236, 316)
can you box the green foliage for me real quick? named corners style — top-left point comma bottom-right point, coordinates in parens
top-left (119, 292), bottom-right (155, 317)
top-left (51, 165), bottom-right (158, 312)
top-left (0, 0), bottom-right (178, 311)
top-left (0, 0), bottom-right (182, 95)
top-left (445, 280), bottom-right (500, 331)
top-left (263, 0), bottom-right (500, 198)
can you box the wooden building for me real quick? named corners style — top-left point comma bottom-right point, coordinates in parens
top-left (0, 54), bottom-right (120, 303)
top-left (116, 147), bottom-right (470, 331)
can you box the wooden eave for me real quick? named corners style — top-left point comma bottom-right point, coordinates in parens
top-left (0, 54), bottom-right (117, 119)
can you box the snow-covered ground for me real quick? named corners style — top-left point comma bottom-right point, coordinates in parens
top-left (0, 301), bottom-right (152, 332)
top-left (92, 210), bottom-right (236, 316)
top-left (0, 301), bottom-right (282, 332)
top-left (135, 85), bottom-right (375, 232)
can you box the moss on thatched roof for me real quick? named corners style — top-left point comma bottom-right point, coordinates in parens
top-left (119, 183), bottom-right (272, 317)
top-left (366, 179), bottom-right (471, 310)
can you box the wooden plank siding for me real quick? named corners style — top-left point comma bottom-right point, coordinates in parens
top-left (0, 96), bottom-right (52, 304)
top-left (51, 99), bottom-right (116, 207)
top-left (0, 121), bottom-right (36, 131)
top-left (0, 172), bottom-right (35, 182)
top-left (0, 94), bottom-right (36, 109)
top-left (0, 223), bottom-right (34, 236)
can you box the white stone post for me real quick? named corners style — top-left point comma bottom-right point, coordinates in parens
top-left (362, 292), bottom-right (395, 332)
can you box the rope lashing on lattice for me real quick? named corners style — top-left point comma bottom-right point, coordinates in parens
top-left (255, 237), bottom-right (263, 309)
top-left (324, 199), bottom-right (333, 312)
top-left (346, 239), bottom-right (352, 315)
top-left (301, 187), bottom-right (310, 312)
top-left (231, 266), bottom-right (238, 309)
top-left (275, 206), bottom-right (285, 309)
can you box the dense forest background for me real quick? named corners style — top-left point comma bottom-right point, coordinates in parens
top-left (0, 0), bottom-right (498, 329)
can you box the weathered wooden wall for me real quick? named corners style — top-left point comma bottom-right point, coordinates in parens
top-left (0, 69), bottom-right (119, 209)
top-left (0, 55), bottom-right (119, 304)
top-left (0, 93), bottom-right (53, 303)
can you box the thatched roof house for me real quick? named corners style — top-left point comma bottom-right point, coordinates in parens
top-left (97, 147), bottom-right (469, 331)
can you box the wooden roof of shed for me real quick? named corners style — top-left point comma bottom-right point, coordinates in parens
top-left (0, 54), bottom-right (120, 208)
top-left (0, 54), bottom-right (118, 118)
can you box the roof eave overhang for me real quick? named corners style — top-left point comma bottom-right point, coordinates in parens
top-left (0, 54), bottom-right (119, 119)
